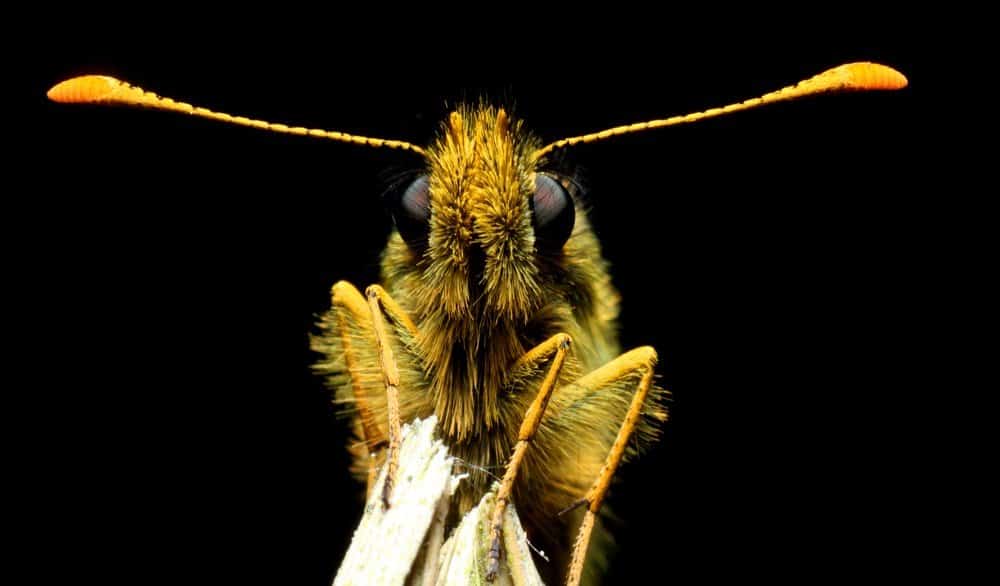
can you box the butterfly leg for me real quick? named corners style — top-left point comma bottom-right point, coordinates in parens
top-left (330, 281), bottom-right (387, 498)
top-left (562, 346), bottom-right (658, 586)
top-left (486, 333), bottom-right (572, 581)
top-left (365, 284), bottom-right (420, 509)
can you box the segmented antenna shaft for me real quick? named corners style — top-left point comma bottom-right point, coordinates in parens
top-left (536, 62), bottom-right (907, 157)
top-left (48, 75), bottom-right (425, 155)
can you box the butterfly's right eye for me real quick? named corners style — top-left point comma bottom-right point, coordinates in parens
top-left (388, 175), bottom-right (431, 250)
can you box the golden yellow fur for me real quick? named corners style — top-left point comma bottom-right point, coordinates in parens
top-left (312, 105), bottom-right (667, 584)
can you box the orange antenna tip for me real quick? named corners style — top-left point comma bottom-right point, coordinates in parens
top-left (813, 62), bottom-right (908, 92)
top-left (47, 75), bottom-right (123, 103)
top-left (854, 62), bottom-right (908, 90)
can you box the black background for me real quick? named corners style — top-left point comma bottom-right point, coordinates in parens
top-left (22, 19), bottom-right (925, 585)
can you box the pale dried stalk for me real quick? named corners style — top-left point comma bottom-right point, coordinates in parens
top-left (334, 417), bottom-right (543, 586)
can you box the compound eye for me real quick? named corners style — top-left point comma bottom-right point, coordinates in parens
top-left (388, 175), bottom-right (430, 250)
top-left (531, 174), bottom-right (575, 251)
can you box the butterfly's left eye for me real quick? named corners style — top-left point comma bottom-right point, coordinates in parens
top-left (387, 174), bottom-right (431, 251)
top-left (531, 174), bottom-right (575, 251)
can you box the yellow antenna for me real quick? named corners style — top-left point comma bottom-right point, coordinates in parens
top-left (536, 62), bottom-right (907, 158)
top-left (47, 75), bottom-right (426, 156)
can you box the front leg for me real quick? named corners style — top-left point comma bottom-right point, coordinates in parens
top-left (329, 281), bottom-right (387, 498)
top-left (365, 284), bottom-right (419, 509)
top-left (562, 346), bottom-right (659, 586)
top-left (486, 333), bottom-right (573, 581)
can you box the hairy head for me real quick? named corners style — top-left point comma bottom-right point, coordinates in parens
top-left (386, 106), bottom-right (575, 325)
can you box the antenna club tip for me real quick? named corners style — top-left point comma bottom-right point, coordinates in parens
top-left (47, 75), bottom-right (122, 103)
top-left (839, 62), bottom-right (908, 91)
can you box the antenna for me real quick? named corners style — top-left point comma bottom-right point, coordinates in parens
top-left (48, 75), bottom-right (426, 156)
top-left (536, 62), bottom-right (907, 158)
